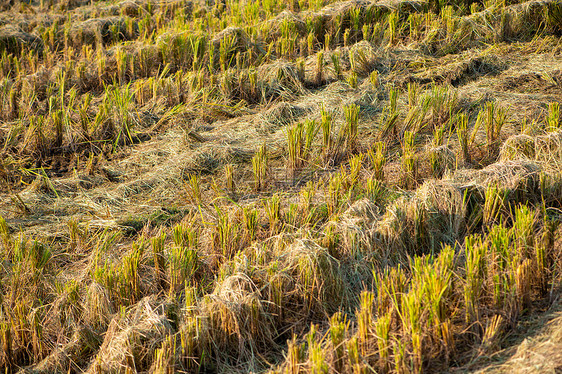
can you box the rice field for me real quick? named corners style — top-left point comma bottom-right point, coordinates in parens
top-left (0, 0), bottom-right (562, 372)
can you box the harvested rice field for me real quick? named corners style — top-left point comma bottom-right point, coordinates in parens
top-left (1, 0), bottom-right (562, 372)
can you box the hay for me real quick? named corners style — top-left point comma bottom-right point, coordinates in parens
top-left (392, 0), bottom-right (427, 13)
top-left (337, 198), bottom-right (383, 266)
top-left (375, 160), bottom-right (542, 261)
top-left (0, 25), bottom-right (43, 55)
top-left (500, 131), bottom-right (562, 171)
top-left (415, 179), bottom-right (467, 245)
top-left (478, 307), bottom-right (562, 373)
top-left (23, 174), bottom-right (58, 197)
top-left (354, 85), bottom-right (379, 107)
top-left (315, 0), bottom-right (381, 33)
top-left (258, 61), bottom-right (307, 98)
top-left (309, 0), bottom-right (426, 34)
top-left (413, 55), bottom-right (506, 86)
top-left (262, 11), bottom-right (307, 42)
top-left (375, 196), bottom-right (413, 256)
top-left (509, 0), bottom-right (555, 36)
top-left (198, 272), bottom-right (276, 367)
top-left (211, 26), bottom-right (251, 52)
top-left (464, 0), bottom-right (558, 43)
top-left (258, 102), bottom-right (308, 130)
top-left (452, 160), bottom-right (541, 192)
top-left (119, 0), bottom-right (142, 17)
top-left (279, 239), bottom-right (348, 313)
top-left (427, 145), bottom-right (456, 177)
top-left (341, 198), bottom-right (380, 227)
top-left (534, 130), bottom-right (562, 169)
top-left (86, 296), bottom-right (173, 373)
top-left (27, 327), bottom-right (100, 374)
top-left (70, 17), bottom-right (130, 48)
top-left (83, 282), bottom-right (115, 330)
top-left (500, 134), bottom-right (536, 161)
top-left (314, 0), bottom-right (371, 21)
top-left (349, 40), bottom-right (378, 76)
top-left (376, 178), bottom-right (467, 259)
top-left (178, 148), bottom-right (230, 177)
